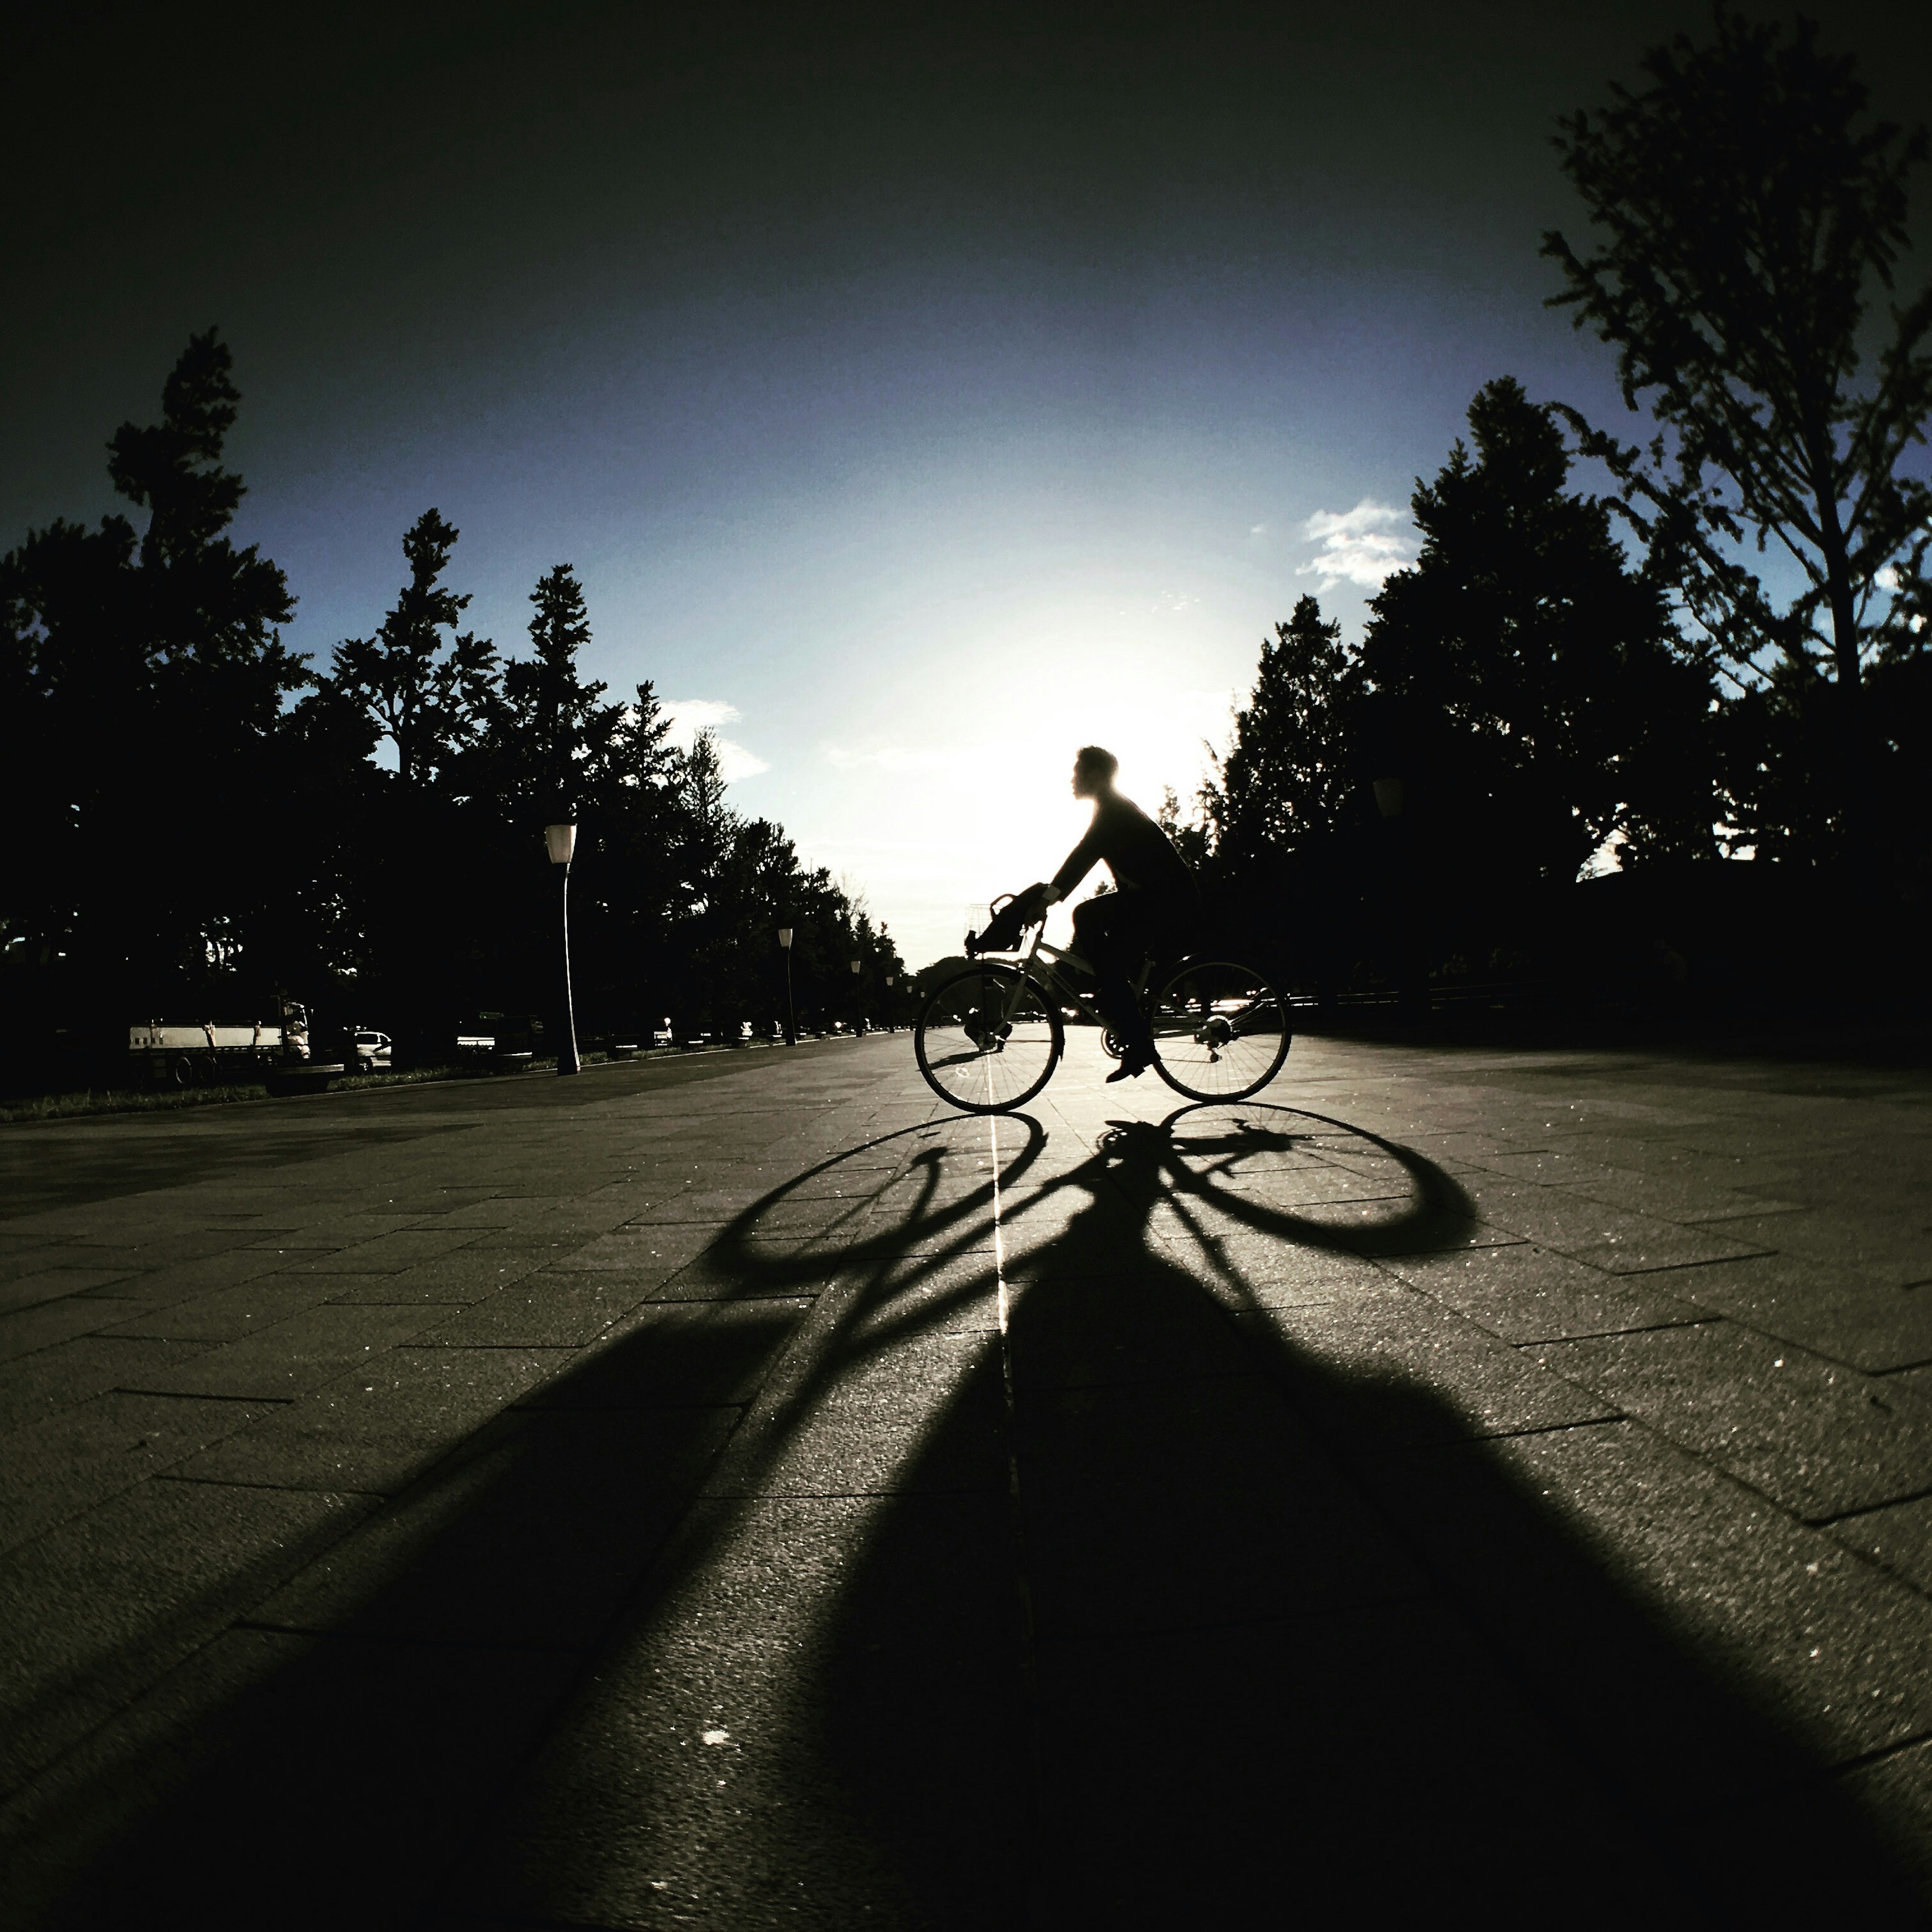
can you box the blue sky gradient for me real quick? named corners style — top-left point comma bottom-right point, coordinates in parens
top-left (6, 2), bottom-right (1923, 964)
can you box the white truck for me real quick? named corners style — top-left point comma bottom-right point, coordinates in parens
top-left (129, 1005), bottom-right (310, 1086)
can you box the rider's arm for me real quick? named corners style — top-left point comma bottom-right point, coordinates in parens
top-left (1050, 820), bottom-right (1103, 900)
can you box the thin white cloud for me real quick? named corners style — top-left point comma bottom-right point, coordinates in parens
top-left (1295, 499), bottom-right (1416, 591)
top-left (662, 698), bottom-right (742, 740)
top-left (663, 698), bottom-right (769, 781)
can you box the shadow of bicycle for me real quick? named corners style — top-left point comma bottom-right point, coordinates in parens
top-left (23, 1095), bottom-right (1924, 1929)
top-left (450, 1096), bottom-right (1925, 1927)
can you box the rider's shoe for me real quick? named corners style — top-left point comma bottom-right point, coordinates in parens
top-left (1105, 1050), bottom-right (1153, 1084)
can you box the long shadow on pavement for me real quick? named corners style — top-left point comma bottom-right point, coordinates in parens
top-left (10, 1101), bottom-right (1926, 1927)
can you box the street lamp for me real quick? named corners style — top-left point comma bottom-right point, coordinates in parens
top-left (544, 823), bottom-right (581, 1076)
top-left (777, 926), bottom-right (796, 1044)
top-left (850, 956), bottom-right (862, 1034)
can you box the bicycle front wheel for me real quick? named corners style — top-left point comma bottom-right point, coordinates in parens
top-left (915, 962), bottom-right (1064, 1113)
top-left (1149, 958), bottom-right (1290, 1102)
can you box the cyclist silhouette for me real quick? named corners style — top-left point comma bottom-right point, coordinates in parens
top-left (1007, 745), bottom-right (1200, 1083)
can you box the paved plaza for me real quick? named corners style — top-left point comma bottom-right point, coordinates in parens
top-left (3, 1030), bottom-right (1932, 1925)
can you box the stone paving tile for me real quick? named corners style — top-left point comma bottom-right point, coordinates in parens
top-left (1382, 1241), bottom-right (1706, 1343)
top-left (252, 1406), bottom-right (740, 1649)
top-left (0, 1392), bottom-right (287, 1555)
top-left (1826, 1497), bottom-right (1932, 1598)
top-left (0, 1297), bottom-right (159, 1366)
top-left (1700, 1209), bottom-right (1932, 1291)
top-left (443, 1491), bottom-right (1030, 1932)
top-left (1646, 1252), bottom-right (1932, 1374)
top-left (123, 1302), bottom-right (459, 1401)
top-left (0, 1337), bottom-right (220, 1436)
top-left (1016, 1364), bottom-right (1425, 1640)
top-left (1029, 1601), bottom-right (1684, 1922)
top-left (1377, 1419), bottom-right (1932, 1769)
top-left (0, 1626), bottom-right (313, 1927)
top-left (68, 1246), bottom-right (294, 1309)
top-left (19, 1627), bottom-right (585, 1931)
top-left (318, 1247), bottom-right (557, 1304)
top-left (1470, 1146), bottom-right (1804, 1221)
top-left (0, 1478), bottom-right (371, 1795)
top-left (1005, 1268), bottom-right (1256, 1392)
top-left (172, 1346), bottom-right (568, 1494)
top-left (1243, 1283), bottom-right (1618, 1445)
top-left (247, 1213), bottom-right (429, 1247)
top-left (1453, 1177), bottom-right (1776, 1273)
top-left (704, 1399), bottom-right (1007, 1499)
top-left (1534, 1322), bottom-right (1932, 1520)
top-left (643, 1241), bottom-right (828, 1304)
top-left (517, 1297), bottom-right (813, 1411)
top-left (1151, 1224), bottom-right (1396, 1306)
top-left (269, 1229), bottom-right (486, 1274)
top-left (544, 1221), bottom-right (729, 1272)
top-left (0, 1247), bottom-right (91, 1284)
top-left (97, 1275), bottom-right (336, 1341)
top-left (1297, 1199), bottom-right (1527, 1258)
top-left (823, 1250), bottom-right (1002, 1334)
top-left (0, 1269), bottom-right (143, 1317)
top-left (1841, 1740), bottom-right (1932, 1901)
top-left (412, 1271), bottom-right (661, 1348)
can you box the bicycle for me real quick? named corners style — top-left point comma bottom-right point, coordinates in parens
top-left (914, 896), bottom-right (1291, 1113)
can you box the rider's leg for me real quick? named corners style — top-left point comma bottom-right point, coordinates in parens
top-left (1072, 895), bottom-right (1157, 1065)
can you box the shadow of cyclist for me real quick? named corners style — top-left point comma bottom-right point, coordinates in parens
top-left (776, 1102), bottom-right (1924, 1926)
top-left (25, 1097), bottom-right (1925, 1929)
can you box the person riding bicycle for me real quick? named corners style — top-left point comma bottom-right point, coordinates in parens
top-left (992, 745), bottom-right (1199, 1083)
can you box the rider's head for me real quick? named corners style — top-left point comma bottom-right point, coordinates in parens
top-left (1072, 745), bottom-right (1117, 799)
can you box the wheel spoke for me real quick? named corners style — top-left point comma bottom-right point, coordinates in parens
top-left (916, 964), bottom-right (1062, 1111)
top-left (1149, 959), bottom-right (1290, 1101)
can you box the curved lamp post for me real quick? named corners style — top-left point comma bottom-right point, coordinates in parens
top-left (544, 823), bottom-right (582, 1076)
top-left (778, 926), bottom-right (796, 1044)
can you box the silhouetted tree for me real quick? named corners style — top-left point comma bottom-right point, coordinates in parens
top-left (0, 343), bottom-right (884, 1086)
top-left (498, 564), bottom-right (624, 819)
top-left (1202, 595), bottom-right (1355, 870)
top-left (1543, 8), bottom-right (1931, 858)
top-left (0, 329), bottom-right (303, 1030)
top-left (1358, 377), bottom-right (1715, 892)
top-left (331, 510), bottom-right (498, 791)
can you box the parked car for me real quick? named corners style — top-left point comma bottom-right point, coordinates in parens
top-left (352, 1030), bottom-right (392, 1074)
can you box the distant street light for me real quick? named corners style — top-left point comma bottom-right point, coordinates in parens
top-left (544, 823), bottom-right (582, 1076)
top-left (850, 956), bottom-right (863, 1033)
top-left (778, 926), bottom-right (796, 1044)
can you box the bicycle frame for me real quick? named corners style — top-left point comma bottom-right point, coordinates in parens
top-left (977, 922), bottom-right (1153, 1032)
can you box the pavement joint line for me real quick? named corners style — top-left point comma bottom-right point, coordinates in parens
top-left (153, 1472), bottom-right (391, 1497)
top-left (1589, 1250), bottom-right (1785, 1279)
top-left (1501, 1317), bottom-right (1715, 1344)
top-left (1813, 1726), bottom-right (1932, 1781)
top-left (1812, 1486), bottom-right (1932, 1529)
top-left (109, 1388), bottom-right (295, 1405)
top-left (229, 1620), bottom-right (588, 1656)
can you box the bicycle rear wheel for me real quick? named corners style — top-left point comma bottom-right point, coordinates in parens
top-left (915, 962), bottom-right (1064, 1113)
top-left (1148, 958), bottom-right (1290, 1102)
